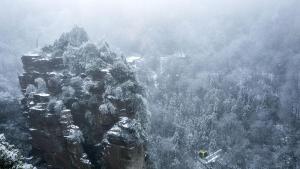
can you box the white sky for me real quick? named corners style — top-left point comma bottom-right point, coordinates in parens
top-left (0, 0), bottom-right (297, 55)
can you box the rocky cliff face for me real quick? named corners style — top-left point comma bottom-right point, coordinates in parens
top-left (18, 27), bottom-right (148, 169)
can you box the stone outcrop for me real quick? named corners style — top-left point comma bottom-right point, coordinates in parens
top-left (18, 27), bottom-right (148, 169)
top-left (102, 117), bottom-right (145, 169)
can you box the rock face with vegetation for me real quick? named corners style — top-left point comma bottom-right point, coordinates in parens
top-left (18, 27), bottom-right (148, 169)
top-left (0, 134), bottom-right (36, 169)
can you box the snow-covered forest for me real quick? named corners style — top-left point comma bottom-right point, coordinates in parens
top-left (1, 0), bottom-right (300, 169)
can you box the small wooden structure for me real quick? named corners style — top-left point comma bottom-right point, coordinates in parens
top-left (198, 149), bottom-right (223, 169)
top-left (198, 149), bottom-right (208, 159)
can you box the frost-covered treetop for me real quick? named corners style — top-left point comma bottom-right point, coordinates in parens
top-left (0, 134), bottom-right (36, 169)
top-left (41, 26), bottom-right (128, 77)
top-left (42, 26), bottom-right (89, 56)
top-left (59, 26), bottom-right (89, 47)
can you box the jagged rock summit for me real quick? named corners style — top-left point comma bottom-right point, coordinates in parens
top-left (18, 27), bottom-right (148, 169)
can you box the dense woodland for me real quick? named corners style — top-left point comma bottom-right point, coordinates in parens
top-left (139, 52), bottom-right (300, 168)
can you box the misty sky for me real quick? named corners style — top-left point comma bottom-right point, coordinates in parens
top-left (1, 0), bottom-right (298, 57)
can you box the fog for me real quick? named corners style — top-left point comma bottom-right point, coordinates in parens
top-left (1, 0), bottom-right (299, 95)
top-left (1, 0), bottom-right (297, 54)
top-left (1, 0), bottom-right (300, 168)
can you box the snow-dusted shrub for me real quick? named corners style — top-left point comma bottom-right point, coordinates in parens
top-left (34, 78), bottom-right (47, 93)
top-left (0, 134), bottom-right (36, 169)
top-left (54, 100), bottom-right (64, 114)
top-left (71, 101), bottom-right (80, 111)
top-left (106, 102), bottom-right (116, 114)
top-left (110, 61), bottom-right (135, 83)
top-left (114, 86), bottom-right (123, 99)
top-left (80, 153), bottom-right (91, 165)
top-left (70, 77), bottom-right (83, 93)
top-left (99, 102), bottom-right (116, 115)
top-left (79, 43), bottom-right (99, 60)
top-left (80, 44), bottom-right (108, 75)
top-left (42, 26), bottom-right (88, 57)
top-left (98, 42), bottom-right (116, 64)
top-left (120, 80), bottom-right (144, 97)
top-left (62, 86), bottom-right (75, 98)
top-left (47, 75), bottom-right (62, 93)
top-left (25, 85), bottom-right (36, 98)
top-left (47, 99), bottom-right (57, 113)
top-left (64, 43), bottom-right (110, 75)
top-left (62, 26), bottom-right (88, 47)
top-left (82, 78), bottom-right (95, 94)
top-left (64, 125), bottom-right (84, 143)
top-left (99, 104), bottom-right (109, 114)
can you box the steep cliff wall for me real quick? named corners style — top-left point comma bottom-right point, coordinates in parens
top-left (18, 27), bottom-right (148, 169)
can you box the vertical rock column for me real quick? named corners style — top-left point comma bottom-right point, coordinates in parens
top-left (18, 27), bottom-right (149, 169)
top-left (19, 54), bottom-right (91, 169)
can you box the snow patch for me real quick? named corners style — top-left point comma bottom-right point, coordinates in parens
top-left (126, 56), bottom-right (142, 63)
